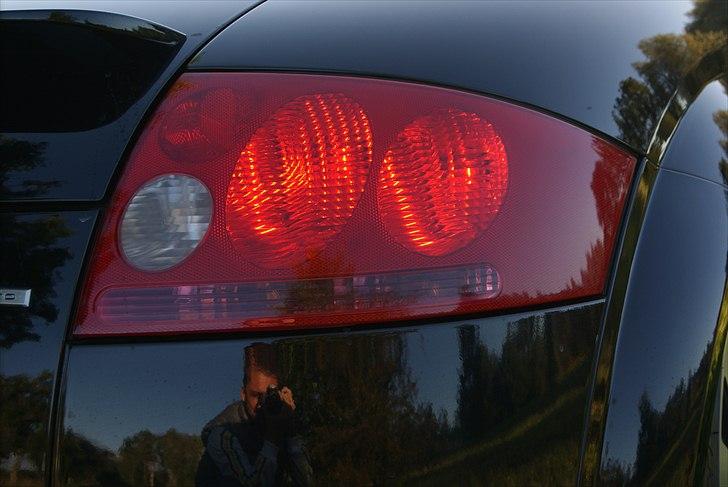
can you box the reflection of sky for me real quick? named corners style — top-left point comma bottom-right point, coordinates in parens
top-left (65, 341), bottom-right (249, 451)
top-left (64, 312), bottom-right (528, 452)
top-left (602, 169), bottom-right (728, 468)
top-left (406, 318), bottom-right (509, 422)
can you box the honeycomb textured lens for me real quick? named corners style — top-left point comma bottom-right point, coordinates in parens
top-left (226, 93), bottom-right (373, 267)
top-left (378, 109), bottom-right (509, 256)
top-left (120, 174), bottom-right (212, 271)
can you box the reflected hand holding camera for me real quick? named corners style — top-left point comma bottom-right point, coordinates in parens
top-left (196, 344), bottom-right (312, 486)
top-left (257, 385), bottom-right (298, 446)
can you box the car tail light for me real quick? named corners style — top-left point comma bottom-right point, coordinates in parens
top-left (75, 73), bottom-right (636, 337)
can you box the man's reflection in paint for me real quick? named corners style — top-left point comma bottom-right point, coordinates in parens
top-left (196, 343), bottom-right (313, 486)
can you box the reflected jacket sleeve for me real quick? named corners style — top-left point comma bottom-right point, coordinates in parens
top-left (206, 426), bottom-right (278, 486)
top-left (286, 436), bottom-right (314, 486)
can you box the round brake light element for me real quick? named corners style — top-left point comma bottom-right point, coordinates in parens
top-left (226, 93), bottom-right (373, 267)
top-left (378, 109), bottom-right (509, 256)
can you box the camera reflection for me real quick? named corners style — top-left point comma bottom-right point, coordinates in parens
top-left (196, 343), bottom-right (313, 486)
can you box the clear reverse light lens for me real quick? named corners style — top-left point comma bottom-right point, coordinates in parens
top-left (96, 264), bottom-right (501, 334)
top-left (120, 174), bottom-right (212, 271)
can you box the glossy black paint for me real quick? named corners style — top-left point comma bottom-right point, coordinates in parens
top-left (1, 10), bottom-right (184, 133)
top-left (662, 78), bottom-right (728, 187)
top-left (579, 52), bottom-right (727, 485)
top-left (598, 169), bottom-right (727, 483)
top-left (58, 302), bottom-right (602, 485)
top-left (0, 211), bottom-right (96, 485)
top-left (190, 0), bottom-right (694, 153)
top-left (0, 0), bottom-right (724, 485)
top-left (0, 2), bottom-right (256, 202)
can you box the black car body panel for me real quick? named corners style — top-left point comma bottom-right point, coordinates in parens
top-left (593, 75), bottom-right (728, 484)
top-left (0, 0), bottom-right (726, 485)
top-left (661, 78), bottom-right (728, 187)
top-left (0, 2), bottom-right (254, 484)
top-left (599, 167), bottom-right (727, 484)
top-left (190, 0), bottom-right (700, 154)
top-left (0, 2), bottom-right (256, 202)
top-left (59, 302), bottom-right (603, 486)
top-left (0, 211), bottom-right (97, 484)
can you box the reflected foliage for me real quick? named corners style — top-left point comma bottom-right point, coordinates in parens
top-left (118, 430), bottom-right (202, 487)
top-left (601, 346), bottom-right (712, 485)
top-left (274, 334), bottom-right (451, 484)
top-left (0, 213), bottom-right (71, 348)
top-left (60, 429), bottom-right (202, 487)
top-left (571, 139), bottom-right (635, 293)
top-left (714, 91), bottom-right (728, 186)
top-left (55, 304), bottom-right (602, 485)
top-left (613, 0), bottom-right (726, 150)
top-left (271, 306), bottom-right (599, 484)
top-left (0, 135), bottom-right (53, 198)
top-left (597, 1), bottom-right (726, 482)
top-left (411, 307), bottom-right (600, 486)
top-left (0, 372), bottom-right (52, 486)
top-left (62, 431), bottom-right (128, 487)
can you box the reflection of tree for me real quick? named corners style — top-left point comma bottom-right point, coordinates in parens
top-left (62, 430), bottom-right (128, 487)
top-left (58, 428), bottom-right (202, 487)
top-left (118, 429), bottom-right (202, 487)
top-left (602, 345), bottom-right (712, 485)
top-left (597, 2), bottom-right (726, 481)
top-left (714, 98), bottom-right (728, 186)
top-left (0, 135), bottom-right (54, 197)
top-left (0, 135), bottom-right (71, 348)
top-left (275, 334), bottom-right (451, 484)
top-left (0, 372), bottom-right (52, 485)
top-left (0, 213), bottom-right (71, 348)
top-left (405, 305), bottom-right (600, 485)
top-left (572, 139), bottom-right (635, 293)
top-left (613, 0), bottom-right (726, 150)
top-left (455, 312), bottom-right (596, 434)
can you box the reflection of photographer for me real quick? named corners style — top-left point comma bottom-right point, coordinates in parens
top-left (196, 343), bottom-right (312, 486)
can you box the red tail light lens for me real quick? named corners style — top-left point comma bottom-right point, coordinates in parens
top-left (379, 108), bottom-right (508, 256)
top-left (226, 93), bottom-right (373, 266)
top-left (75, 73), bottom-right (636, 337)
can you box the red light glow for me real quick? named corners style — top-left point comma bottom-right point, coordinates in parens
top-left (226, 93), bottom-right (373, 266)
top-left (378, 109), bottom-right (508, 256)
top-left (74, 73), bottom-right (637, 337)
